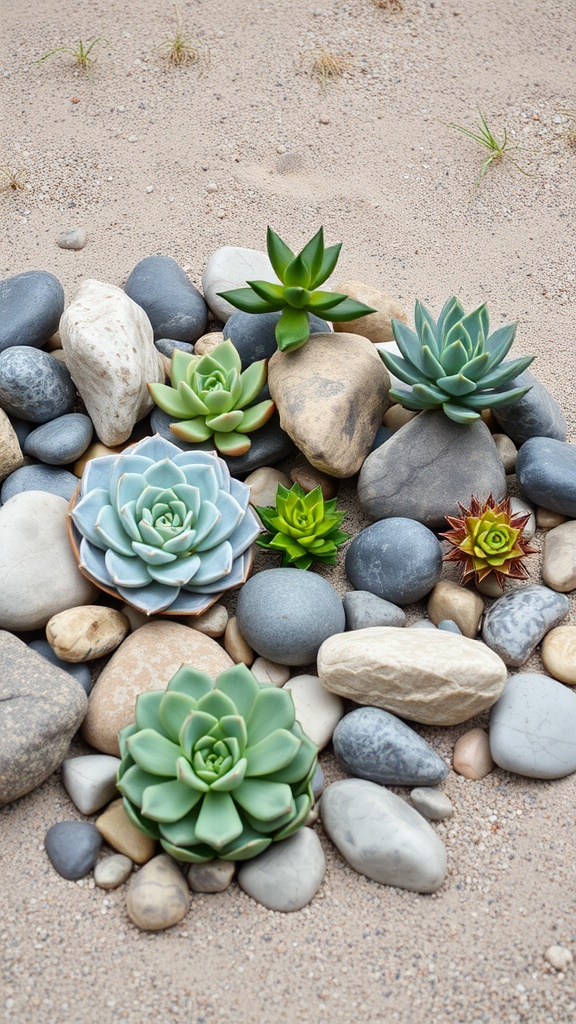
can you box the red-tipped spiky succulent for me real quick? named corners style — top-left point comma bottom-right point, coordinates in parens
top-left (440, 493), bottom-right (538, 587)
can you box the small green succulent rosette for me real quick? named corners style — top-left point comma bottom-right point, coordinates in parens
top-left (256, 482), bottom-right (351, 570)
top-left (148, 339), bottom-right (275, 457)
top-left (117, 663), bottom-right (318, 862)
top-left (68, 435), bottom-right (260, 616)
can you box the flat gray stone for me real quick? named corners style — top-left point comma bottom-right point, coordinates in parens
top-left (0, 270), bottom-right (64, 352)
top-left (482, 585), bottom-right (570, 667)
top-left (45, 820), bottom-right (102, 880)
top-left (61, 754), bottom-right (121, 814)
top-left (490, 672), bottom-right (576, 778)
top-left (493, 369), bottom-right (566, 444)
top-left (333, 706), bottom-right (448, 786)
top-left (0, 346), bottom-right (76, 423)
top-left (343, 591), bottom-right (406, 630)
top-left (23, 413), bottom-right (93, 465)
top-left (517, 437), bottom-right (576, 517)
top-left (1, 464), bottom-right (79, 504)
top-left (237, 828), bottom-right (325, 911)
top-left (124, 255), bottom-right (208, 342)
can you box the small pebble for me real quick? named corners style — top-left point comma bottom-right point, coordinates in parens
top-left (244, 466), bottom-right (291, 509)
top-left (96, 798), bottom-right (156, 864)
top-left (544, 945), bottom-right (573, 971)
top-left (427, 580), bottom-right (484, 638)
top-left (541, 625), bottom-right (576, 684)
top-left (289, 464), bottom-right (338, 499)
top-left (409, 788), bottom-right (454, 821)
top-left (250, 656), bottom-right (290, 687)
top-left (46, 606), bottom-right (130, 662)
top-left (94, 854), bottom-right (133, 890)
top-left (56, 227), bottom-right (87, 251)
top-left (343, 591), bottom-right (406, 630)
top-left (193, 331), bottom-right (225, 357)
top-left (437, 619), bottom-right (462, 635)
top-left (190, 602), bottom-right (229, 638)
top-left (45, 820), bottom-right (102, 880)
top-left (126, 854), bottom-right (189, 931)
top-left (224, 615), bottom-right (255, 666)
top-left (492, 433), bottom-right (517, 473)
top-left (452, 728), bottom-right (494, 780)
top-left (537, 507), bottom-right (566, 529)
top-left (510, 496), bottom-right (536, 539)
top-left (187, 860), bottom-right (236, 893)
top-left (382, 404), bottom-right (418, 430)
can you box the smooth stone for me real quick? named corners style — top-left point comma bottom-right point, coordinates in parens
top-left (0, 409), bottom-right (24, 482)
top-left (193, 332), bottom-right (224, 357)
top-left (82, 620), bottom-right (233, 755)
top-left (482, 585), bottom-right (570, 667)
top-left (437, 619), bottom-right (462, 635)
top-left (493, 433), bottom-right (518, 473)
top-left (331, 280), bottom-right (407, 343)
top-left (542, 521), bottom-right (576, 592)
top-left (475, 575), bottom-right (505, 599)
top-left (61, 754), bottom-right (121, 814)
top-left (0, 492), bottom-right (98, 631)
top-left (284, 674), bottom-right (345, 750)
top-left (126, 854), bottom-right (189, 931)
top-left (23, 413), bottom-right (93, 465)
top-left (492, 369), bottom-right (567, 444)
top-left (320, 778), bottom-right (447, 893)
top-left (96, 798), bottom-right (157, 863)
top-left (154, 338), bottom-right (195, 360)
top-left (223, 310), bottom-right (330, 368)
top-left (0, 270), bottom-right (64, 352)
top-left (268, 333), bottom-right (390, 478)
top-left (289, 463), bottom-right (338, 500)
top-left (537, 507), bottom-right (566, 529)
top-left (318, 627), bottom-right (507, 726)
top-left (45, 821), bottom-right (102, 880)
top-left (0, 346), bottom-right (76, 423)
top-left (409, 619), bottom-right (437, 629)
top-left (202, 246), bottom-right (279, 322)
top-left (224, 615), bottom-right (255, 666)
top-left (517, 437), bottom-right (576, 517)
top-left (343, 591), bottom-right (407, 630)
top-left (312, 762), bottom-right (324, 799)
top-left (57, 227), bottom-right (87, 250)
top-left (60, 279), bottom-right (165, 446)
top-left (541, 626), bottom-right (576, 685)
top-left (358, 409), bottom-right (507, 529)
top-left (250, 656), bottom-right (291, 687)
top-left (0, 631), bottom-right (88, 805)
top-left (1, 464), bottom-right (79, 504)
top-left (490, 673), bottom-right (576, 779)
top-left (46, 606), bottom-right (130, 662)
top-left (410, 788), bottom-right (454, 821)
top-left (382, 403), bottom-right (419, 430)
top-left (452, 728), bottom-right (494, 780)
top-left (8, 416), bottom-right (34, 448)
top-left (345, 518), bottom-right (442, 605)
top-left (333, 706), bottom-right (447, 785)
top-left (125, 255), bottom-right (208, 342)
top-left (189, 602), bottom-right (229, 638)
top-left (94, 854), bottom-right (133, 890)
top-left (244, 466), bottom-right (291, 508)
top-left (544, 946), bottom-right (574, 971)
top-left (237, 828), bottom-right (325, 912)
top-left (27, 639), bottom-right (92, 695)
top-left (236, 568), bottom-right (345, 666)
top-left (427, 580), bottom-right (484, 638)
top-left (187, 860), bottom-right (236, 893)
top-left (510, 496), bottom-right (536, 540)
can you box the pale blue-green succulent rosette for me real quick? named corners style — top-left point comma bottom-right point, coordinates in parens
top-left (68, 435), bottom-right (260, 616)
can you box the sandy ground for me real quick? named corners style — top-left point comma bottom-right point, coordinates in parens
top-left (1, 1), bottom-right (576, 1021)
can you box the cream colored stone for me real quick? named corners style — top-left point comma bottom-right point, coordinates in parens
top-left (49, 349), bottom-right (68, 365)
top-left (82, 620), bottom-right (233, 754)
top-left (250, 656), bottom-right (291, 687)
top-left (0, 408), bottom-right (24, 482)
top-left (542, 521), bottom-right (576, 593)
top-left (510, 497), bottom-right (536, 540)
top-left (244, 466), bottom-right (291, 509)
top-left (268, 333), bottom-right (390, 478)
top-left (318, 627), bottom-right (507, 726)
top-left (541, 625), bottom-right (576, 684)
top-left (46, 605), bottom-right (130, 662)
top-left (452, 728), bottom-right (494, 780)
top-left (60, 279), bottom-right (165, 446)
top-left (193, 331), bottom-right (225, 356)
top-left (96, 799), bottom-right (157, 864)
top-left (289, 463), bottom-right (339, 499)
top-left (190, 601), bottom-right (229, 638)
top-left (537, 507), bottom-right (566, 529)
top-left (284, 673), bottom-right (345, 749)
top-left (427, 580), bottom-right (484, 638)
top-left (331, 279), bottom-right (407, 343)
top-left (492, 433), bottom-right (517, 473)
top-left (127, 854), bottom-right (189, 931)
top-left (382, 404), bottom-right (419, 430)
top-left (73, 441), bottom-right (123, 478)
top-left (94, 854), bottom-right (133, 890)
top-left (224, 615), bottom-right (255, 666)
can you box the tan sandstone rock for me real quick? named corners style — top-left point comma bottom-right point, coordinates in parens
top-left (126, 854), bottom-right (190, 931)
top-left (542, 521), bottom-right (576, 592)
top-left (96, 799), bottom-right (157, 864)
top-left (0, 408), bottom-right (24, 482)
top-left (427, 580), bottom-right (484, 638)
top-left (452, 728), bottom-right (494, 780)
top-left (331, 280), bottom-right (407, 343)
top-left (46, 605), bottom-right (130, 662)
top-left (541, 625), bottom-right (576, 685)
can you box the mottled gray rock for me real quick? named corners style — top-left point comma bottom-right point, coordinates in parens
top-left (0, 346), bottom-right (76, 423)
top-left (236, 568), bottom-right (345, 666)
top-left (61, 754), bottom-right (121, 814)
top-left (517, 437), bottom-right (576, 518)
top-left (224, 310), bottom-right (330, 368)
top-left (124, 255), bottom-right (208, 342)
top-left (493, 369), bottom-right (566, 444)
top-left (345, 518), bottom-right (443, 605)
top-left (126, 854), bottom-right (190, 931)
top-left (187, 860), bottom-right (236, 893)
top-left (358, 409), bottom-right (506, 528)
top-left (23, 413), bottom-right (93, 465)
top-left (45, 821), bottom-right (102, 880)
top-left (94, 854), bottom-right (133, 890)
top-left (237, 828), bottom-right (325, 911)
top-left (332, 706), bottom-right (448, 786)
top-left (490, 673), bottom-right (576, 779)
top-left (409, 788), bottom-right (454, 821)
top-left (0, 631), bottom-right (88, 805)
top-left (343, 591), bottom-right (406, 630)
top-left (27, 639), bottom-right (92, 695)
top-left (1, 464), bottom-right (79, 504)
top-left (320, 778), bottom-right (447, 893)
top-left (0, 270), bottom-right (64, 352)
top-left (482, 585), bottom-right (570, 667)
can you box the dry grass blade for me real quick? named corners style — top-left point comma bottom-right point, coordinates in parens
top-left (305, 49), bottom-right (352, 96)
top-left (447, 110), bottom-right (535, 187)
top-left (0, 166), bottom-right (29, 192)
top-left (158, 5), bottom-right (206, 70)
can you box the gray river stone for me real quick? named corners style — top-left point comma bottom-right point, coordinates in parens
top-left (490, 672), bottom-right (576, 779)
top-left (345, 518), bottom-right (443, 605)
top-left (45, 821), bottom-right (102, 880)
top-left (332, 706), bottom-right (448, 786)
top-left (482, 585), bottom-right (570, 667)
top-left (517, 437), bottom-right (576, 517)
top-left (1, 464), bottom-right (79, 504)
top-left (343, 591), bottom-right (406, 630)
top-left (124, 255), bottom-right (208, 342)
top-left (0, 346), bottom-right (76, 423)
top-left (224, 310), bottom-right (330, 368)
top-left (0, 270), bottom-right (64, 352)
top-left (23, 413), bottom-right (94, 465)
top-left (492, 369), bottom-right (567, 444)
top-left (237, 828), bottom-right (325, 911)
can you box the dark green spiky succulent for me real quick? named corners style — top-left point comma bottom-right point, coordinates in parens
top-left (217, 226), bottom-right (377, 353)
top-left (256, 482), bottom-right (351, 570)
top-left (379, 297), bottom-right (535, 424)
top-left (117, 663), bottom-right (318, 862)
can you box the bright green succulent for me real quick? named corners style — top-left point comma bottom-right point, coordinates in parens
top-left (117, 663), bottom-right (318, 862)
top-left (379, 297), bottom-right (535, 424)
top-left (256, 482), bottom-right (351, 570)
top-left (217, 226), bottom-right (377, 353)
top-left (148, 338), bottom-right (275, 456)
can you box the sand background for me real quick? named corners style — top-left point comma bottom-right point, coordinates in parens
top-left (1, 0), bottom-right (576, 1021)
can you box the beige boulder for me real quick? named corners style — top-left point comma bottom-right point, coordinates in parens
top-left (46, 605), bottom-right (130, 662)
top-left (427, 580), bottom-right (484, 638)
top-left (331, 280), bottom-right (407, 343)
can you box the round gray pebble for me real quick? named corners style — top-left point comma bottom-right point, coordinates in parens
top-left (1, 464), bottom-right (79, 504)
top-left (345, 518), bottom-right (443, 605)
top-left (0, 346), bottom-right (76, 423)
top-left (23, 413), bottom-right (93, 465)
top-left (333, 706), bottom-right (448, 786)
top-left (45, 820), bottom-right (102, 880)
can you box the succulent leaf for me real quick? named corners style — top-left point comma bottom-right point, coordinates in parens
top-left (266, 226), bottom-right (295, 279)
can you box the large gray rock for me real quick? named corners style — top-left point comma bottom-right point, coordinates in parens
top-left (237, 829), bottom-right (326, 911)
top-left (345, 518), bottom-right (443, 605)
top-left (0, 346), bottom-right (76, 423)
top-left (482, 585), bottom-right (570, 667)
top-left (333, 706), bottom-right (448, 786)
top-left (318, 626), bottom-right (507, 726)
top-left (0, 631), bottom-right (88, 805)
top-left (358, 409), bottom-right (507, 528)
top-left (320, 778), bottom-right (447, 893)
top-left (490, 673), bottom-right (576, 778)
top-left (0, 270), bottom-right (64, 352)
top-left (492, 369), bottom-right (566, 444)
top-left (124, 255), bottom-right (208, 342)
top-left (517, 437), bottom-right (576, 518)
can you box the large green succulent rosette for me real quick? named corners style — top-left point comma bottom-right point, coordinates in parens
top-left (117, 663), bottom-right (318, 862)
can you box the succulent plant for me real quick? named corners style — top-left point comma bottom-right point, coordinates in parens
top-left (256, 482), bottom-right (351, 570)
top-left (117, 662), bottom-right (318, 862)
top-left (147, 338), bottom-right (275, 457)
top-left (379, 297), bottom-right (535, 423)
top-left (441, 493), bottom-right (538, 586)
top-left (217, 227), bottom-right (377, 353)
top-left (68, 435), bottom-right (260, 615)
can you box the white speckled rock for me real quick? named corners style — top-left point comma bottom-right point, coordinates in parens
top-left (409, 788), bottom-right (454, 821)
top-left (482, 585), bottom-right (570, 667)
top-left (318, 627), bottom-right (507, 726)
top-left (490, 673), bottom-right (576, 779)
top-left (126, 854), bottom-right (189, 931)
top-left (321, 778), bottom-right (447, 893)
top-left (94, 854), bottom-right (133, 890)
top-left (283, 674), bottom-right (345, 749)
top-left (61, 754), bottom-right (121, 814)
top-left (202, 246), bottom-right (278, 321)
top-left (187, 860), bottom-right (236, 893)
top-left (427, 580), bottom-right (484, 638)
top-left (541, 625), bottom-right (576, 685)
top-left (46, 606), bottom-right (130, 662)
top-left (0, 491), bottom-right (99, 631)
top-left (237, 828), bottom-right (325, 911)
top-left (59, 279), bottom-right (165, 445)
top-left (542, 521), bottom-right (576, 592)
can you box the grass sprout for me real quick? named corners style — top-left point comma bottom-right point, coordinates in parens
top-left (447, 110), bottom-right (535, 187)
top-left (304, 49), bottom-right (352, 95)
top-left (34, 37), bottom-right (105, 85)
top-left (0, 166), bottom-right (29, 193)
top-left (158, 6), bottom-right (205, 69)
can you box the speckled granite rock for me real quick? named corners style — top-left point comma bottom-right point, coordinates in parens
top-left (482, 585), bottom-right (570, 667)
